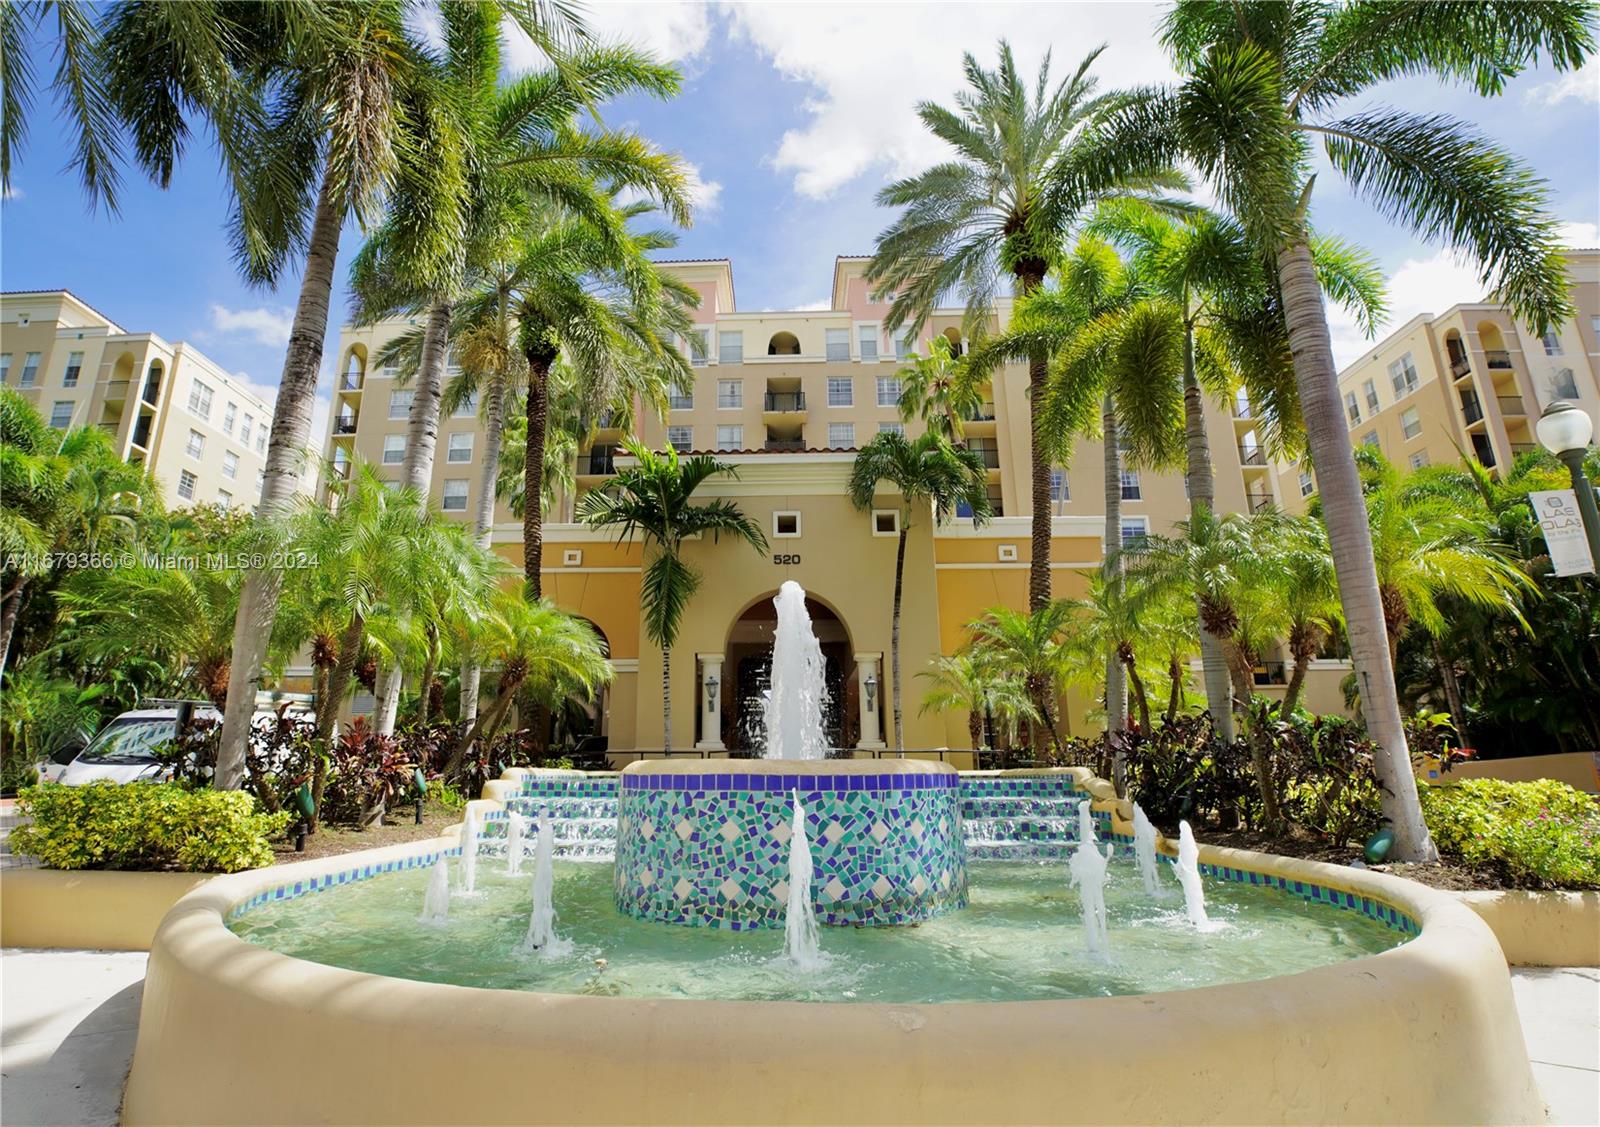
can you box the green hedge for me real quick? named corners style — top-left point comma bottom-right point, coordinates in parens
top-left (1420, 778), bottom-right (1600, 888)
top-left (10, 782), bottom-right (292, 872)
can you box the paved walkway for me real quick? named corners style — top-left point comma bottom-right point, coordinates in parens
top-left (0, 950), bottom-right (1594, 1125)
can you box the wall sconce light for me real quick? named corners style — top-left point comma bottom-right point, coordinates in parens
top-left (864, 672), bottom-right (878, 712)
top-left (706, 673), bottom-right (719, 711)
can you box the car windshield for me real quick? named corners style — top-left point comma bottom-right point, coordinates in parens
top-left (75, 718), bottom-right (176, 764)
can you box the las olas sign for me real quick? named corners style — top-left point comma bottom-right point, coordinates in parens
top-left (1530, 489), bottom-right (1596, 576)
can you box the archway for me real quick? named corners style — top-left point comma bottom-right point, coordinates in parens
top-left (767, 331), bottom-right (801, 356)
top-left (544, 617), bottom-right (610, 753)
top-left (716, 591), bottom-right (857, 751)
top-left (941, 326), bottom-right (964, 358)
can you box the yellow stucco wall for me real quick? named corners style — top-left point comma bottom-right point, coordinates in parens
top-left (0, 869), bottom-right (215, 950)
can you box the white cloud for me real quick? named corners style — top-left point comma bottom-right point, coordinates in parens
top-left (721, 2), bottom-right (1176, 199)
top-left (1328, 249), bottom-right (1486, 368)
top-left (501, 2), bottom-right (711, 75)
top-left (209, 304), bottom-right (294, 348)
top-left (2, 184), bottom-right (21, 201)
top-left (1523, 58), bottom-right (1599, 107)
top-left (1558, 220), bottom-right (1600, 248)
top-left (684, 163), bottom-right (722, 215)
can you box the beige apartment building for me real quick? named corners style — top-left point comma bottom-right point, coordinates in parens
top-left (1281, 249), bottom-right (1600, 508)
top-left (324, 256), bottom-right (1352, 754)
top-left (0, 290), bottom-right (275, 512)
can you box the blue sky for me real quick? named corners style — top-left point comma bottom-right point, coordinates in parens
top-left (3, 2), bottom-right (1597, 431)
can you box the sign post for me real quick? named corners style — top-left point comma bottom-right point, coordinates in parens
top-left (1530, 489), bottom-right (1597, 576)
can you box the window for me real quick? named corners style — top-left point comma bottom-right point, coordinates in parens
top-left (1362, 430), bottom-right (1380, 448)
top-left (1542, 330), bottom-right (1563, 356)
top-left (1554, 368), bottom-right (1579, 399)
top-left (872, 510), bottom-right (900, 536)
top-left (718, 331), bottom-right (743, 365)
top-left (223, 402), bottom-right (237, 434)
top-left (876, 377), bottom-right (902, 407)
top-left (1299, 470), bottom-right (1315, 497)
top-left (20, 352), bottom-right (40, 388)
top-left (1120, 518), bottom-right (1149, 548)
top-left (858, 325), bottom-right (879, 361)
top-left (1409, 451), bottom-right (1430, 470)
top-left (687, 329), bottom-right (709, 366)
top-left (716, 379), bottom-right (742, 409)
top-left (380, 361), bottom-right (398, 381)
top-left (1345, 390), bottom-right (1362, 425)
top-left (1388, 352), bottom-right (1419, 398)
top-left (351, 691), bottom-right (376, 715)
top-left (256, 469), bottom-right (265, 493)
top-left (177, 470), bottom-right (197, 500)
top-left (186, 429), bottom-right (205, 458)
top-left (49, 401), bottom-right (73, 428)
top-left (715, 424), bottom-right (743, 451)
top-left (240, 415), bottom-right (253, 444)
top-left (187, 379), bottom-right (213, 419)
top-left (217, 490), bottom-right (233, 510)
top-left (825, 328), bottom-right (850, 362)
top-left (382, 434), bottom-right (406, 464)
top-left (667, 426), bottom-right (693, 452)
top-left (222, 451), bottom-right (239, 479)
top-left (63, 351), bottom-right (83, 388)
top-left (1050, 468), bottom-right (1068, 502)
top-left (447, 433), bottom-right (473, 463)
top-left (453, 392), bottom-right (477, 418)
top-left (1363, 378), bottom-right (1380, 414)
top-left (1400, 407), bottom-right (1422, 440)
top-left (389, 389), bottom-right (413, 420)
top-left (827, 422), bottom-right (855, 448)
top-left (894, 332), bottom-right (914, 361)
top-left (0, 355), bottom-right (10, 383)
top-left (1120, 470), bottom-right (1141, 500)
top-left (442, 480), bottom-right (469, 511)
top-left (255, 428), bottom-right (266, 454)
top-left (773, 511), bottom-right (801, 538)
top-left (669, 382), bottom-right (694, 410)
top-left (878, 422), bottom-right (905, 436)
top-left (827, 377), bottom-right (853, 407)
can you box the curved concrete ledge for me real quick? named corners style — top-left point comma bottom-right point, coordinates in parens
top-left (1454, 889), bottom-right (1600, 967)
top-left (0, 869), bottom-right (216, 951)
top-left (623, 757), bottom-right (958, 777)
top-left (124, 831), bottom-right (1543, 1125)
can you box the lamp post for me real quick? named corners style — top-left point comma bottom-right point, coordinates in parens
top-left (1535, 401), bottom-right (1600, 564)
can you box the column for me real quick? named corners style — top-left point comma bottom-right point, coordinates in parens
top-left (695, 653), bottom-right (725, 750)
top-left (855, 652), bottom-right (886, 749)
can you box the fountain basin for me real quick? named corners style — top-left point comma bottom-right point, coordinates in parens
top-left (614, 759), bottom-right (966, 928)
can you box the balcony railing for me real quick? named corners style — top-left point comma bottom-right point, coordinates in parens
top-left (963, 405), bottom-right (997, 422)
top-left (104, 379), bottom-right (130, 400)
top-left (339, 373), bottom-right (364, 391)
top-left (1248, 495), bottom-right (1274, 514)
top-left (587, 448), bottom-right (618, 475)
top-left (763, 391), bottom-right (806, 412)
top-left (131, 417), bottom-right (152, 448)
top-left (1485, 350), bottom-right (1512, 370)
top-left (334, 417), bottom-right (358, 435)
top-left (764, 438), bottom-right (805, 452)
top-left (1461, 397), bottom-right (1484, 424)
top-left (141, 379), bottom-right (160, 406)
top-left (1498, 395), bottom-right (1526, 416)
top-left (1449, 356), bottom-right (1472, 378)
top-left (1238, 445), bottom-right (1267, 466)
top-left (1232, 400), bottom-right (1253, 419)
top-left (969, 446), bottom-right (1001, 469)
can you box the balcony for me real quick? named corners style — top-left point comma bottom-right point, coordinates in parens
top-left (586, 447), bottom-right (618, 475)
top-left (764, 438), bottom-right (806, 452)
top-left (1449, 356), bottom-right (1472, 379)
top-left (334, 416), bottom-right (358, 435)
top-left (963, 404), bottom-right (997, 422)
top-left (131, 416), bottom-right (152, 449)
top-left (763, 391), bottom-right (806, 412)
top-left (968, 446), bottom-right (1001, 469)
top-left (104, 379), bottom-right (130, 401)
top-left (1485, 350), bottom-right (1512, 370)
top-left (141, 378), bottom-right (161, 406)
top-left (1461, 396), bottom-right (1484, 424)
top-left (1238, 445), bottom-right (1267, 467)
top-left (1252, 661), bottom-right (1288, 686)
top-left (1247, 494), bottom-right (1274, 514)
top-left (1498, 395), bottom-right (1527, 416)
top-left (339, 373), bottom-right (364, 392)
top-left (1232, 399), bottom-right (1254, 420)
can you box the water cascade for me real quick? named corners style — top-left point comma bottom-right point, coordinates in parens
top-left (1068, 799), bottom-right (1112, 956)
top-left (458, 811), bottom-right (479, 894)
top-left (783, 791), bottom-right (823, 968)
top-left (421, 859), bottom-right (450, 921)
top-left (763, 581), bottom-right (828, 760)
top-left (1132, 804), bottom-right (1163, 896)
top-left (521, 809), bottom-right (569, 955)
top-left (505, 811), bottom-right (525, 876)
top-left (1176, 821), bottom-right (1210, 928)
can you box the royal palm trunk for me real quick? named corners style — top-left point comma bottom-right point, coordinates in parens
top-left (459, 374), bottom-right (507, 733)
top-left (1017, 265), bottom-right (1052, 612)
top-left (1182, 315), bottom-right (1236, 739)
top-left (523, 352), bottom-right (553, 600)
top-left (1102, 399), bottom-right (1127, 734)
top-left (215, 167), bottom-right (343, 792)
top-left (1277, 238), bottom-right (1435, 861)
top-left (890, 520), bottom-right (908, 749)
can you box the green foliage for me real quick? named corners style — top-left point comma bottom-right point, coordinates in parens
top-left (427, 778), bottom-right (466, 811)
top-left (10, 782), bottom-right (290, 872)
top-left (1420, 779), bottom-right (1600, 888)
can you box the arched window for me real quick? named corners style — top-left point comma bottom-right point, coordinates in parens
top-left (767, 331), bottom-right (801, 356)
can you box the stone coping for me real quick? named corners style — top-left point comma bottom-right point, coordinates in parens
top-left (620, 757), bottom-right (958, 777)
top-left (1453, 888), bottom-right (1600, 967)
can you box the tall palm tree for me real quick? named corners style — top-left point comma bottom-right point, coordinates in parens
top-left (1091, 0), bottom-right (1593, 859)
top-left (1255, 517), bottom-right (1342, 716)
top-left (867, 42), bottom-right (1186, 614)
top-left (576, 441), bottom-right (767, 751)
top-left (965, 601), bottom-right (1076, 755)
top-left (919, 651), bottom-right (1039, 751)
top-left (895, 337), bottom-right (983, 439)
top-left (846, 431), bottom-right (992, 748)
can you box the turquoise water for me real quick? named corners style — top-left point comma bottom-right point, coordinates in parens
top-left (228, 860), bottom-right (1405, 1003)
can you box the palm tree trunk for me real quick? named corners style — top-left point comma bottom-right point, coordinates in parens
top-left (1277, 238), bottom-right (1435, 861)
top-left (215, 164), bottom-right (343, 792)
top-left (1282, 653), bottom-right (1311, 716)
top-left (449, 681), bottom-right (520, 774)
top-left (460, 374), bottom-right (507, 733)
top-left (1226, 640), bottom-right (1255, 707)
top-left (523, 354), bottom-right (552, 600)
top-left (968, 708), bottom-right (983, 751)
top-left (416, 636), bottom-right (438, 727)
top-left (661, 642), bottom-right (672, 753)
top-left (318, 615), bottom-right (366, 743)
top-left (1431, 635), bottom-right (1472, 748)
top-left (1102, 398), bottom-right (1127, 733)
top-left (1183, 315), bottom-right (1236, 740)
top-left (891, 523), bottom-right (908, 749)
top-left (1017, 267), bottom-right (1051, 612)
top-left (0, 576), bottom-right (29, 676)
top-left (1124, 654), bottom-right (1151, 731)
top-left (1166, 654), bottom-right (1183, 723)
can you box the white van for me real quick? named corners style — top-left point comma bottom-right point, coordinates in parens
top-left (55, 698), bottom-right (313, 786)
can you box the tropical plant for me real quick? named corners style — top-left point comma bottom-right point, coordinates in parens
top-left (964, 601), bottom-right (1077, 755)
top-left (847, 430), bottom-right (992, 747)
top-left (1088, 0), bottom-right (1594, 860)
top-left (919, 651), bottom-right (1040, 751)
top-left (1254, 517), bottom-right (1342, 715)
top-left (577, 441), bottom-right (766, 751)
top-left (894, 336), bottom-right (984, 439)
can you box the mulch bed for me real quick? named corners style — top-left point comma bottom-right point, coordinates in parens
top-left (271, 806), bottom-right (461, 862)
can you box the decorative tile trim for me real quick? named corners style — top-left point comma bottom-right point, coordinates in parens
top-left (224, 846), bottom-right (459, 922)
top-left (620, 771), bottom-right (958, 793)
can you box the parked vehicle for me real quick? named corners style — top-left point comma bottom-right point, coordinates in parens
top-left (55, 697), bottom-right (313, 786)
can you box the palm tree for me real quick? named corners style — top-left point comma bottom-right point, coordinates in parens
top-left (895, 336), bottom-right (984, 439)
top-left (919, 651), bottom-right (1039, 751)
top-left (577, 441), bottom-right (767, 751)
top-left (1091, 1), bottom-right (1593, 860)
top-left (1257, 517), bottom-right (1342, 716)
top-left (867, 41), bottom-right (1186, 614)
top-left (965, 601), bottom-right (1076, 755)
top-left (847, 431), bottom-right (992, 747)
top-left (1063, 571), bottom-right (1161, 736)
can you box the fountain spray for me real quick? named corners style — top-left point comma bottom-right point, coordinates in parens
top-left (421, 859), bottom-right (450, 921)
top-left (1068, 799), bottom-right (1113, 956)
top-left (764, 582), bottom-right (829, 760)
top-left (505, 811), bottom-right (525, 876)
top-left (1176, 821), bottom-right (1210, 928)
top-left (458, 810), bottom-right (479, 894)
top-left (522, 807), bottom-right (570, 955)
top-left (1131, 804), bottom-right (1163, 896)
top-left (784, 790), bottom-right (823, 968)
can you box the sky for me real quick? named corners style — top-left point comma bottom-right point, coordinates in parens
top-left (3, 1), bottom-right (1598, 437)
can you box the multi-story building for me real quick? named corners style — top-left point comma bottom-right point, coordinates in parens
top-left (0, 290), bottom-right (275, 511)
top-left (1281, 249), bottom-right (1600, 506)
top-left (326, 257), bottom-right (1352, 756)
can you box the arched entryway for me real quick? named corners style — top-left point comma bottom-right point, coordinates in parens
top-left (708, 591), bottom-right (860, 752)
top-left (532, 618), bottom-right (611, 753)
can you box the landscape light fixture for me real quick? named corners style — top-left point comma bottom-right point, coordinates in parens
top-left (1535, 400), bottom-right (1600, 563)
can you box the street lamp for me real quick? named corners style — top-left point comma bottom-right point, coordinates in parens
top-left (1535, 400), bottom-right (1600, 564)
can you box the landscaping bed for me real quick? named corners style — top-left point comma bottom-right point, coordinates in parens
top-left (273, 806), bottom-right (460, 861)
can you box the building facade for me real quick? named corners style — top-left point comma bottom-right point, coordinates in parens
top-left (326, 257), bottom-right (1354, 753)
top-left (0, 290), bottom-right (275, 512)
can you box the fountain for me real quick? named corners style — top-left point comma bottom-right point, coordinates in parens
top-left (1177, 820), bottom-right (1210, 928)
top-left (420, 859), bottom-right (450, 921)
top-left (458, 809), bottom-right (479, 894)
top-left (1068, 799), bottom-right (1113, 956)
top-left (783, 791), bottom-right (823, 968)
top-left (504, 810), bottom-right (525, 876)
top-left (1132, 803), bottom-right (1163, 896)
top-left (763, 581), bottom-right (828, 760)
top-left (519, 809), bottom-right (569, 956)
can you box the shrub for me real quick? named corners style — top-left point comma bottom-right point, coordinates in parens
top-left (10, 782), bottom-right (291, 872)
top-left (1419, 778), bottom-right (1600, 888)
